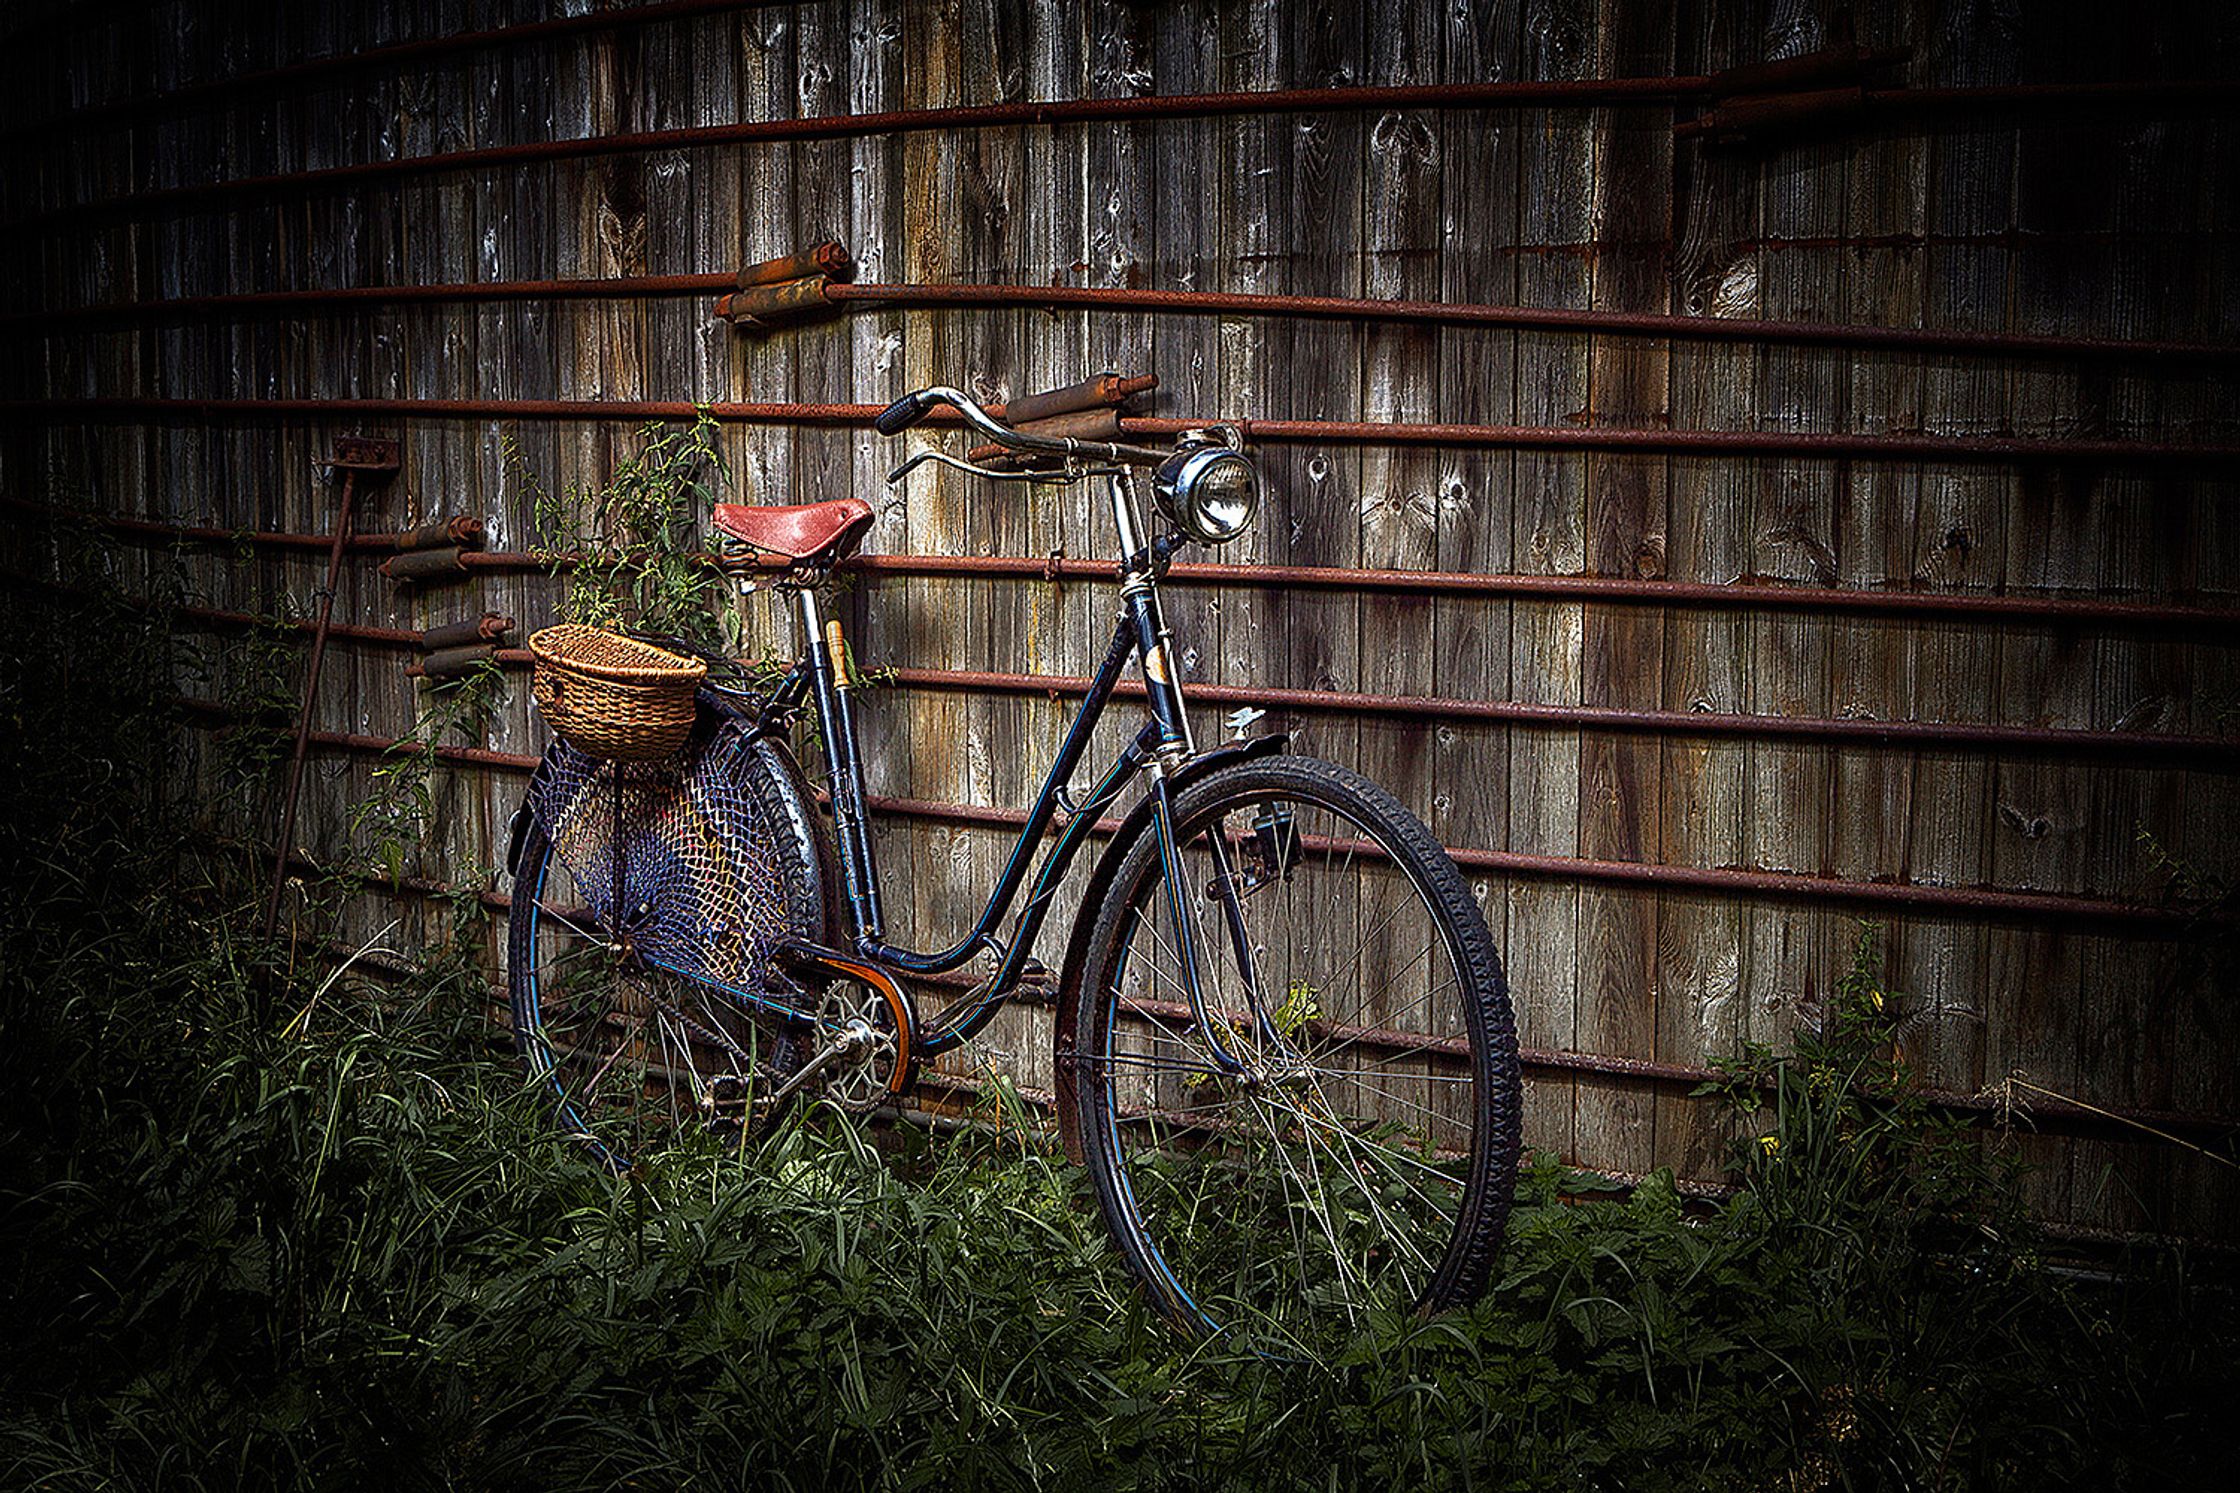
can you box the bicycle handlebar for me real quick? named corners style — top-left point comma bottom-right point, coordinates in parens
top-left (873, 390), bottom-right (939, 436)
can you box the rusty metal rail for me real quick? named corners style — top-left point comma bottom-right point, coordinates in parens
top-left (886, 666), bottom-right (2238, 766)
top-left (105, 584), bottom-right (2236, 764)
top-left (163, 699), bottom-right (2192, 930)
top-left (6, 78), bottom-right (1711, 232)
top-left (0, 1), bottom-right (782, 147)
top-left (11, 274), bottom-right (2236, 369)
top-left (5, 395), bottom-right (2236, 467)
top-left (14, 73), bottom-right (2240, 236)
top-left (16, 501), bottom-right (2236, 634)
top-left (869, 791), bottom-right (2191, 932)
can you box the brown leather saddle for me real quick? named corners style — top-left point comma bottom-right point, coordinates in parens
top-left (711, 497), bottom-right (875, 568)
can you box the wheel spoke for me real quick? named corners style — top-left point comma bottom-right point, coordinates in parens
top-left (1077, 761), bottom-right (1519, 1348)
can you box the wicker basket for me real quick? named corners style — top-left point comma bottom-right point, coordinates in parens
top-left (528, 624), bottom-right (707, 762)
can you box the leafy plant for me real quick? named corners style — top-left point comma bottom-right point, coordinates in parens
top-left (513, 410), bottom-right (743, 656)
top-left (346, 657), bottom-right (505, 890)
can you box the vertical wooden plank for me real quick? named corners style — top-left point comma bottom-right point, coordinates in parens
top-left (1569, 0), bottom-right (1671, 1180)
top-left (1653, 0), bottom-right (1759, 1184)
top-left (1434, 0), bottom-right (1524, 1146)
top-left (1357, 0), bottom-right (1444, 930)
top-left (1741, 1), bottom-right (1843, 1074)
top-left (894, 0), bottom-right (983, 1056)
top-left (1505, 0), bottom-right (1596, 1168)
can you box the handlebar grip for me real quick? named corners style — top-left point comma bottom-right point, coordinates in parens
top-left (875, 391), bottom-right (934, 436)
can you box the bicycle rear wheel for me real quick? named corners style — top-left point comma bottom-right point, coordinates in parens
top-left (506, 719), bottom-right (832, 1159)
top-left (1072, 755), bottom-right (1521, 1349)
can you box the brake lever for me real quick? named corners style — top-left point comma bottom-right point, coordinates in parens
top-left (884, 448), bottom-right (1117, 487)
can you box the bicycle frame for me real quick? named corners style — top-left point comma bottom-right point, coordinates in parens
top-left (750, 470), bottom-right (1238, 1063)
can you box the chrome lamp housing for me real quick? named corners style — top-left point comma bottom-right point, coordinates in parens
top-left (1151, 432), bottom-right (1261, 544)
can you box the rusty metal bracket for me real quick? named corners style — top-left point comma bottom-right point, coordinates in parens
top-left (382, 546), bottom-right (470, 583)
top-left (410, 642), bottom-right (498, 681)
top-left (387, 515), bottom-right (484, 551)
top-left (714, 240), bottom-right (854, 332)
top-left (420, 612), bottom-right (512, 651)
top-left (967, 373), bottom-right (1162, 467)
top-left (262, 434), bottom-right (401, 940)
top-left (1679, 43), bottom-right (1910, 144)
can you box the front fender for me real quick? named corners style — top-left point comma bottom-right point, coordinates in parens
top-left (1050, 732), bottom-right (1289, 1161)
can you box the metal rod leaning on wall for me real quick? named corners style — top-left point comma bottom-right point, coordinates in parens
top-left (14, 275), bottom-right (2235, 369)
top-left (4, 396), bottom-right (2237, 466)
top-left (259, 436), bottom-right (399, 941)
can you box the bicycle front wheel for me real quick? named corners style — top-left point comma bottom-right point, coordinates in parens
top-left (506, 721), bottom-right (833, 1160)
top-left (1072, 755), bottom-right (1521, 1348)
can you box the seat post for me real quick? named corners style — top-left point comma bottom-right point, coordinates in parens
top-left (795, 580), bottom-right (885, 944)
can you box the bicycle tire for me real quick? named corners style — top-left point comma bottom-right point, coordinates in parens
top-left (506, 714), bottom-right (834, 1158)
top-left (1072, 755), bottom-right (1521, 1348)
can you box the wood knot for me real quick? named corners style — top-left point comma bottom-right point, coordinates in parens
top-left (1634, 533), bottom-right (1667, 579)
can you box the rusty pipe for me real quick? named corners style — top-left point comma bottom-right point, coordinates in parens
top-left (7, 78), bottom-right (1719, 233)
top-left (1702, 44), bottom-right (1909, 97)
top-left (967, 405), bottom-right (1125, 465)
top-left (887, 666), bottom-right (2240, 766)
top-left (736, 240), bottom-right (854, 288)
top-left (389, 516), bottom-right (485, 551)
top-left (21, 75), bottom-right (2240, 237)
top-left (129, 590), bottom-right (2238, 764)
top-left (16, 275), bottom-right (2235, 370)
top-left (823, 553), bottom-right (2240, 632)
top-left (411, 643), bottom-right (499, 680)
top-left (229, 833), bottom-right (2240, 1149)
top-left (992, 372), bottom-right (1160, 425)
top-left (715, 274), bottom-right (842, 330)
top-left (6, 396), bottom-right (2235, 466)
top-left (12, 501), bottom-right (2230, 632)
top-left (862, 792), bottom-right (2191, 932)
top-left (380, 546), bottom-right (470, 583)
top-left (0, 1), bottom-right (788, 149)
top-left (420, 613), bottom-right (513, 650)
top-left (823, 282), bottom-right (2240, 366)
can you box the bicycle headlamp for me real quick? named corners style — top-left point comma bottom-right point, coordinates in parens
top-left (1152, 443), bottom-right (1261, 544)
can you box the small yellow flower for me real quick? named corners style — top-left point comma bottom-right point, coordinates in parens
top-left (1757, 1134), bottom-right (1781, 1157)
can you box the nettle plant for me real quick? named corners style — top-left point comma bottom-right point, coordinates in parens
top-left (515, 411), bottom-right (745, 658)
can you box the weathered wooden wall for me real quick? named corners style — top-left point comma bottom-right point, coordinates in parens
top-left (3, 0), bottom-right (2236, 1240)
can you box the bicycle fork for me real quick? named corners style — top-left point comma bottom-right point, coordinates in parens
top-left (1113, 483), bottom-right (1284, 1075)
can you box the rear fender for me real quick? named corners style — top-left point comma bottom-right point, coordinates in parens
top-left (1051, 732), bottom-right (1289, 1161)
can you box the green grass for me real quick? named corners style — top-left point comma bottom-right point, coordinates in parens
top-left (2, 582), bottom-right (2235, 1491)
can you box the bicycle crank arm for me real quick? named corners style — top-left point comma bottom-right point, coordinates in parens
top-left (758, 1029), bottom-right (865, 1114)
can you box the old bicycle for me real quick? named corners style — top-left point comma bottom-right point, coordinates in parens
top-left (504, 380), bottom-right (1523, 1346)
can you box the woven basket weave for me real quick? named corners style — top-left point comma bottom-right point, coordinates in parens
top-left (528, 624), bottom-right (707, 762)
